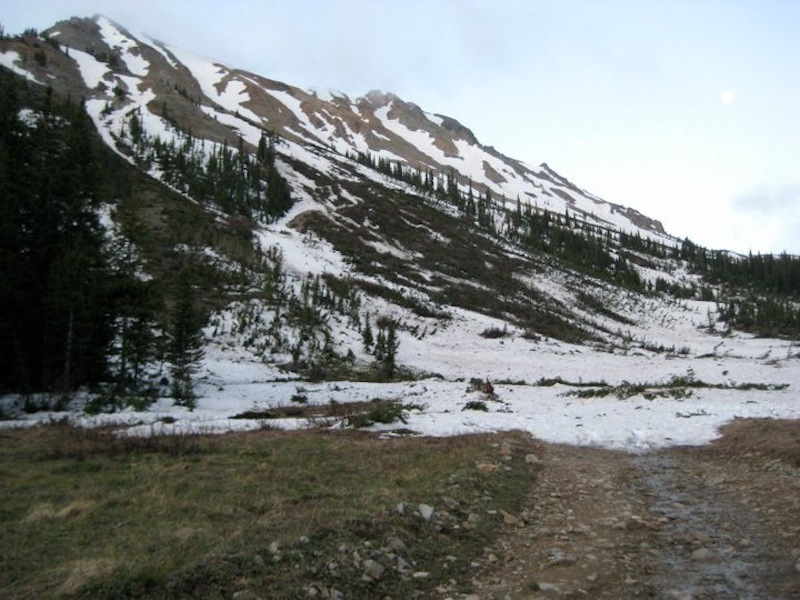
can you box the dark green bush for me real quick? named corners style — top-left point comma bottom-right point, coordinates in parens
top-left (463, 400), bottom-right (488, 412)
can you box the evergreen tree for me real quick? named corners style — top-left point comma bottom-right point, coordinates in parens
top-left (374, 328), bottom-right (386, 363)
top-left (167, 272), bottom-right (205, 407)
top-left (362, 313), bottom-right (374, 351)
top-left (0, 75), bottom-right (114, 396)
top-left (106, 238), bottom-right (160, 401)
top-left (371, 319), bottom-right (399, 379)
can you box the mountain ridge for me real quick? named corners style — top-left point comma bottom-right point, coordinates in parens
top-left (35, 15), bottom-right (669, 240)
top-left (2, 14), bottom-right (800, 400)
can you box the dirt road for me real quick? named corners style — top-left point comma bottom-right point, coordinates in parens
top-left (467, 420), bottom-right (800, 599)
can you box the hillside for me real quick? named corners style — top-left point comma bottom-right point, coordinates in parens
top-left (1, 15), bottom-right (799, 600)
top-left (0, 16), bottom-right (798, 448)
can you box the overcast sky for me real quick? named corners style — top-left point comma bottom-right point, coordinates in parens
top-left (4, 1), bottom-right (799, 254)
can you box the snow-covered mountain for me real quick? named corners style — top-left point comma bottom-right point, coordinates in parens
top-left (1, 16), bottom-right (798, 449)
top-left (11, 16), bottom-right (667, 238)
top-left (0, 14), bottom-right (779, 348)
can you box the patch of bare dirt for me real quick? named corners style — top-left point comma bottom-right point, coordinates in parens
top-left (458, 419), bottom-right (800, 599)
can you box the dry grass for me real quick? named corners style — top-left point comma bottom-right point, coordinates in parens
top-left (40, 420), bottom-right (217, 459)
top-left (712, 418), bottom-right (800, 467)
top-left (0, 423), bottom-right (539, 599)
top-left (230, 398), bottom-right (399, 422)
top-left (54, 559), bottom-right (121, 597)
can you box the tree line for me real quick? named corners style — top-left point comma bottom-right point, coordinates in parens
top-left (0, 74), bottom-right (205, 405)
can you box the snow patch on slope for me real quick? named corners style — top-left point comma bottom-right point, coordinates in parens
top-left (199, 104), bottom-right (262, 146)
top-left (70, 48), bottom-right (110, 89)
top-left (0, 51), bottom-right (43, 84)
top-left (165, 45), bottom-right (246, 117)
top-left (96, 17), bottom-right (149, 76)
top-left (142, 35), bottom-right (179, 69)
top-left (270, 89), bottom-right (322, 143)
top-left (374, 104), bottom-right (452, 165)
top-left (214, 77), bottom-right (262, 123)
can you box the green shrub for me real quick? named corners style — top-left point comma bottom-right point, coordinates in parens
top-left (463, 400), bottom-right (488, 412)
top-left (480, 325), bottom-right (508, 339)
top-left (346, 401), bottom-right (408, 428)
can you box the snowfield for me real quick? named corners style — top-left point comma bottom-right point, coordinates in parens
top-left (3, 301), bottom-right (798, 452)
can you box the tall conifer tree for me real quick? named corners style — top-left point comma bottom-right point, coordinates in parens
top-left (167, 271), bottom-right (205, 406)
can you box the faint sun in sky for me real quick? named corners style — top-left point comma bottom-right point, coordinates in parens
top-left (721, 90), bottom-right (735, 104)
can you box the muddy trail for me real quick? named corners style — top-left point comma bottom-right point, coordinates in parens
top-left (635, 451), bottom-right (795, 598)
top-left (463, 421), bottom-right (800, 599)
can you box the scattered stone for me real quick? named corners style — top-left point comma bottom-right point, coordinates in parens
top-left (268, 541), bottom-right (281, 555)
top-left (499, 441), bottom-right (513, 455)
top-left (691, 547), bottom-right (718, 563)
top-left (412, 571), bottom-right (430, 579)
top-left (548, 549), bottom-right (576, 566)
top-left (525, 453), bottom-right (542, 464)
top-left (362, 559), bottom-right (385, 581)
top-left (568, 522), bottom-right (592, 535)
top-left (418, 503), bottom-right (435, 521)
top-left (396, 502), bottom-right (406, 515)
top-left (253, 554), bottom-right (265, 569)
top-left (232, 591), bottom-right (262, 600)
top-left (537, 582), bottom-right (560, 592)
top-left (396, 556), bottom-right (412, 572)
top-left (694, 531), bottom-right (711, 544)
top-left (385, 536), bottom-right (406, 552)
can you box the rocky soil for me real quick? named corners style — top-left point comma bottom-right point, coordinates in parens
top-left (458, 431), bottom-right (800, 599)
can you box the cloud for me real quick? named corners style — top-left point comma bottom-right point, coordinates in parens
top-left (729, 184), bottom-right (800, 253)
top-left (731, 184), bottom-right (800, 214)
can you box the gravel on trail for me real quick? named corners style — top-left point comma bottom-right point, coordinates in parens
top-left (462, 440), bottom-right (800, 599)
